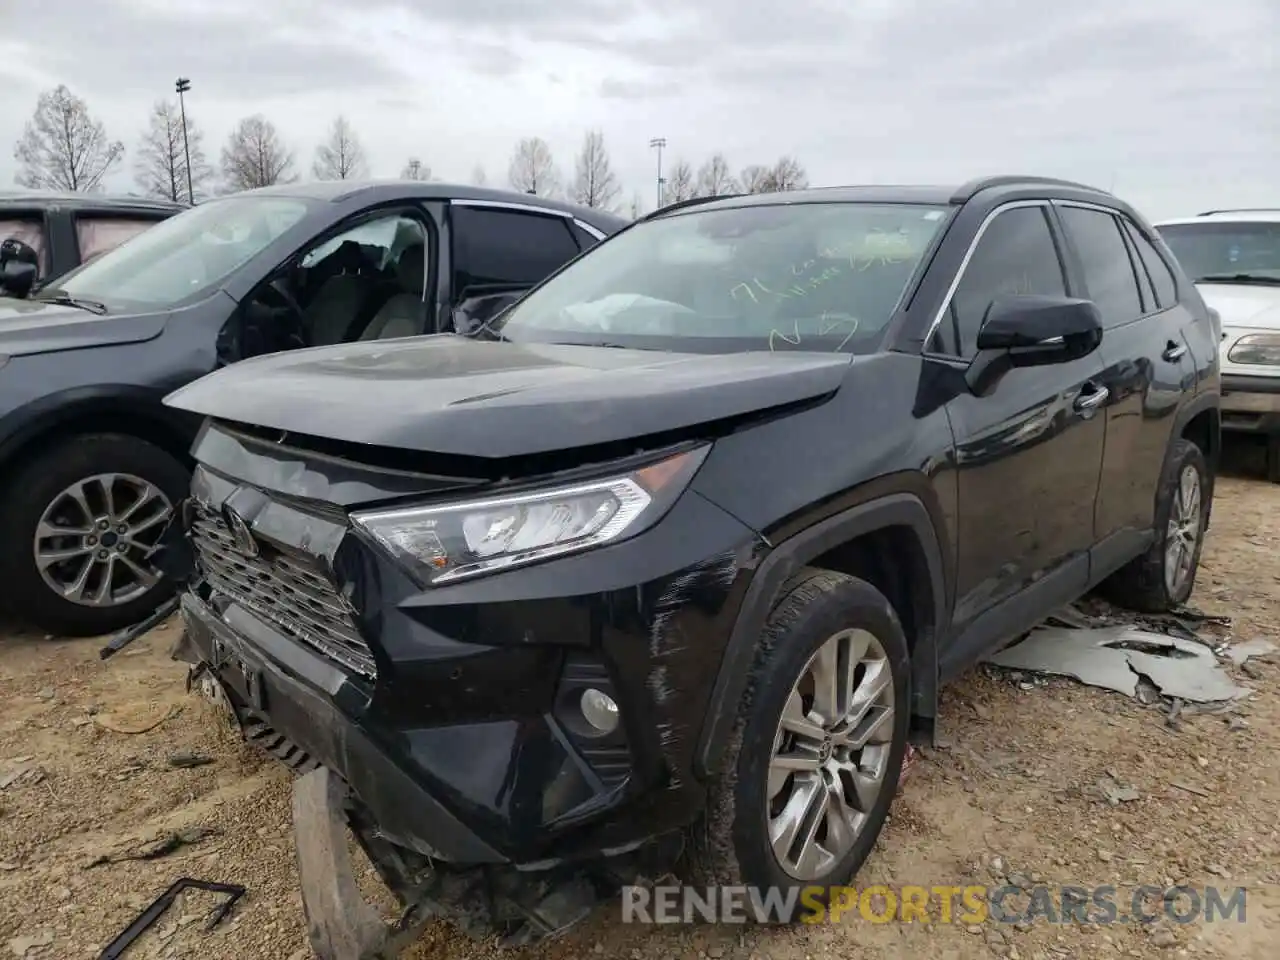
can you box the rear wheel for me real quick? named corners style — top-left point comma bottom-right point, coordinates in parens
top-left (1098, 438), bottom-right (1209, 613)
top-left (682, 568), bottom-right (910, 914)
top-left (0, 434), bottom-right (189, 636)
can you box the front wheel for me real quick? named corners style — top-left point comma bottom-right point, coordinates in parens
top-left (682, 568), bottom-right (911, 912)
top-left (0, 434), bottom-right (190, 637)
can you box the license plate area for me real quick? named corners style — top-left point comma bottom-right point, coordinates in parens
top-left (211, 635), bottom-right (268, 712)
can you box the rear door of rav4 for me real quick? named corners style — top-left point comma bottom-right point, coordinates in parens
top-left (926, 201), bottom-right (1108, 671)
top-left (1052, 203), bottom-right (1200, 569)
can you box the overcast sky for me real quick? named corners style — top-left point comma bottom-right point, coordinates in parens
top-left (0, 0), bottom-right (1275, 219)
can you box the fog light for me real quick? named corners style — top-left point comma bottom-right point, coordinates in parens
top-left (580, 688), bottom-right (620, 735)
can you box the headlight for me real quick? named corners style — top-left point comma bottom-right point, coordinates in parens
top-left (1228, 333), bottom-right (1280, 365)
top-left (351, 445), bottom-right (709, 585)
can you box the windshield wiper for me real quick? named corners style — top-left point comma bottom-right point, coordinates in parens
top-left (1197, 273), bottom-right (1280, 286)
top-left (32, 291), bottom-right (108, 314)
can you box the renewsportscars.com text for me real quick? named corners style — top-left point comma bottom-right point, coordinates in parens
top-left (620, 884), bottom-right (1248, 925)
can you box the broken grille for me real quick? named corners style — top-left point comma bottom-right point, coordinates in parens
top-left (189, 502), bottom-right (377, 679)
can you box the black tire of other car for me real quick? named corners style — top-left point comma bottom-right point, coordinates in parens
top-left (1098, 438), bottom-right (1210, 613)
top-left (682, 568), bottom-right (910, 916)
top-left (0, 434), bottom-right (189, 637)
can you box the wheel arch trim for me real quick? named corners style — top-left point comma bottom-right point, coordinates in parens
top-left (694, 492), bottom-right (948, 778)
top-left (0, 385), bottom-right (194, 473)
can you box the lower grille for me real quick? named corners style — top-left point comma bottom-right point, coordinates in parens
top-left (188, 501), bottom-right (377, 679)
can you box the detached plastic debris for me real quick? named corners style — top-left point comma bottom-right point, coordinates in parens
top-left (983, 626), bottom-right (1248, 703)
top-left (1223, 638), bottom-right (1277, 666)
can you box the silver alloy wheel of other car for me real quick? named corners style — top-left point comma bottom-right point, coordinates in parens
top-left (1164, 464), bottom-right (1202, 597)
top-left (767, 627), bottom-right (895, 880)
top-left (32, 473), bottom-right (174, 607)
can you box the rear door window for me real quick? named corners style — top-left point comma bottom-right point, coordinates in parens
top-left (0, 215), bottom-right (49, 276)
top-left (451, 206), bottom-right (581, 291)
top-left (1122, 220), bottom-right (1178, 309)
top-left (74, 216), bottom-right (165, 264)
top-left (1057, 206), bottom-right (1144, 328)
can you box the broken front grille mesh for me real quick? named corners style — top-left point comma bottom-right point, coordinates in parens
top-left (189, 502), bottom-right (377, 679)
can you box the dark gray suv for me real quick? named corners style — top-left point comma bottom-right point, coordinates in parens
top-left (0, 181), bottom-right (626, 636)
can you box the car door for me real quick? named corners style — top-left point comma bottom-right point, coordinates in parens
top-left (1054, 203), bottom-right (1197, 576)
top-left (931, 202), bottom-right (1108, 664)
top-left (446, 201), bottom-right (589, 334)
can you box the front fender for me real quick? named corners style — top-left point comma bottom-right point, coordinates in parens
top-left (694, 492), bottom-right (948, 778)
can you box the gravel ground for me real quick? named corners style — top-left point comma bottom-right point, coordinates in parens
top-left (1, 440), bottom-right (1277, 960)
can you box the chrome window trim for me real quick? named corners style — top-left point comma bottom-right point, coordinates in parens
top-left (447, 198), bottom-right (606, 241)
top-left (920, 199), bottom-right (1052, 356)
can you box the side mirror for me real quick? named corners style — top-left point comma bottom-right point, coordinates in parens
top-left (0, 238), bottom-right (39, 298)
top-left (966, 295), bottom-right (1103, 394)
top-left (0, 260), bottom-right (38, 299)
top-left (453, 288), bottom-right (523, 335)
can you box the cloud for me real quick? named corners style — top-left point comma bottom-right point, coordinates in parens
top-left (0, 0), bottom-right (1274, 218)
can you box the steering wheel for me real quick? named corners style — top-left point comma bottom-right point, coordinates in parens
top-left (257, 278), bottom-right (308, 349)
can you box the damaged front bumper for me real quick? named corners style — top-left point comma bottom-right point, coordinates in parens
top-left (170, 423), bottom-right (763, 875)
top-left (176, 592), bottom-right (505, 864)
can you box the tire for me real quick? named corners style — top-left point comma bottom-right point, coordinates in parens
top-left (1098, 438), bottom-right (1210, 613)
top-left (1266, 432), bottom-right (1280, 485)
top-left (681, 567), bottom-right (911, 918)
top-left (0, 433), bottom-right (190, 637)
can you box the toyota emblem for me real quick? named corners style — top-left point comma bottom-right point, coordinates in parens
top-left (223, 505), bottom-right (259, 557)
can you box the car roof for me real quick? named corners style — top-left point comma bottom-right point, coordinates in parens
top-left (642, 175), bottom-right (1138, 221)
top-left (236, 179), bottom-right (631, 230)
top-left (0, 191), bottom-right (186, 214)
top-left (1155, 209), bottom-right (1280, 226)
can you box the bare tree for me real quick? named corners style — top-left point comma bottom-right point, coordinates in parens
top-left (766, 156), bottom-right (809, 192)
top-left (571, 129), bottom-right (620, 210)
top-left (313, 116), bottom-right (367, 180)
top-left (738, 164), bottom-right (772, 194)
top-left (628, 193), bottom-right (645, 220)
top-left (13, 85), bottom-right (124, 191)
top-left (401, 158), bottom-right (432, 180)
top-left (695, 154), bottom-right (737, 198)
top-left (471, 164), bottom-right (488, 186)
top-left (220, 115), bottom-right (296, 191)
top-left (665, 159), bottom-right (695, 202)
top-left (508, 137), bottom-right (561, 197)
top-left (133, 99), bottom-right (212, 203)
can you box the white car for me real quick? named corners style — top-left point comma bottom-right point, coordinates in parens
top-left (1155, 209), bottom-right (1280, 482)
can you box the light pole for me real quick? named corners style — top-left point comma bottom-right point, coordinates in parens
top-left (175, 77), bottom-right (193, 204)
top-left (649, 137), bottom-right (666, 210)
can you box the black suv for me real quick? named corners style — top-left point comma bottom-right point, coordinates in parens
top-left (0, 182), bottom-right (624, 636)
top-left (0, 191), bottom-right (183, 297)
top-left (164, 176), bottom-right (1220, 947)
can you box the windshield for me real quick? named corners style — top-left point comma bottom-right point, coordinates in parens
top-left (42, 196), bottom-right (313, 309)
top-left (1156, 221), bottom-right (1280, 283)
top-left (492, 202), bottom-right (951, 354)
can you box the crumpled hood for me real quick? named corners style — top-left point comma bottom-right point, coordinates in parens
top-left (163, 334), bottom-right (852, 458)
top-left (0, 298), bottom-right (166, 356)
top-left (1195, 283), bottom-right (1280, 329)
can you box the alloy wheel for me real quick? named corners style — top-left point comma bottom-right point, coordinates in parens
top-left (1164, 464), bottom-right (1202, 597)
top-left (32, 472), bottom-right (174, 608)
top-left (767, 627), bottom-right (895, 880)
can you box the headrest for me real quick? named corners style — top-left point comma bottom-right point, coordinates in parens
top-left (396, 242), bottom-right (425, 293)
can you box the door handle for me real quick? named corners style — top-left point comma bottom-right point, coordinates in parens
top-left (1074, 384), bottom-right (1109, 411)
top-left (1162, 340), bottom-right (1188, 362)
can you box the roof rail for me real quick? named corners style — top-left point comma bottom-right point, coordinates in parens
top-left (951, 175), bottom-right (1104, 204)
top-left (639, 194), bottom-right (744, 221)
top-left (1197, 208), bottom-right (1280, 217)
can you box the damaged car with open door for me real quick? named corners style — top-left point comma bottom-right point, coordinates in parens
top-left (162, 176), bottom-right (1219, 956)
top-left (0, 181), bottom-right (623, 637)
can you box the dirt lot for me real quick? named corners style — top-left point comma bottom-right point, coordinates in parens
top-left (1, 442), bottom-right (1277, 960)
